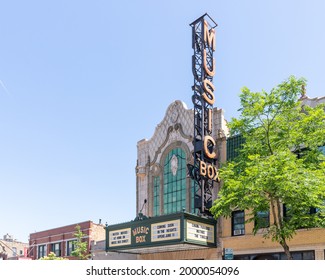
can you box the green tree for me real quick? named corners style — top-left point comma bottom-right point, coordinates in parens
top-left (39, 251), bottom-right (67, 260)
top-left (71, 225), bottom-right (91, 260)
top-left (211, 76), bottom-right (325, 260)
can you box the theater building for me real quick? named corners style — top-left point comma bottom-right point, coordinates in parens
top-left (102, 100), bottom-right (228, 260)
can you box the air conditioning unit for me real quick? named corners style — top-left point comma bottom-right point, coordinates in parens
top-left (233, 229), bottom-right (245, 236)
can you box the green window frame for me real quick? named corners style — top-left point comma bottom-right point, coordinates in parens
top-left (227, 134), bottom-right (245, 161)
top-left (153, 176), bottom-right (160, 216)
top-left (163, 148), bottom-right (187, 215)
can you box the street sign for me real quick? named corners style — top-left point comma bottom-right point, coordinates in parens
top-left (224, 248), bottom-right (234, 260)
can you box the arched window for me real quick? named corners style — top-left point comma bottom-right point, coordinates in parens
top-left (163, 148), bottom-right (187, 214)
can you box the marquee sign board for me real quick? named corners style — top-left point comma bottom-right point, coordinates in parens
top-left (151, 220), bottom-right (180, 242)
top-left (186, 219), bottom-right (215, 244)
top-left (106, 212), bottom-right (216, 251)
top-left (109, 228), bottom-right (131, 247)
top-left (188, 13), bottom-right (219, 216)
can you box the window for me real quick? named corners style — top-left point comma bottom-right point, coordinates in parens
top-left (319, 145), bottom-right (325, 155)
top-left (232, 210), bottom-right (245, 236)
top-left (235, 250), bottom-right (315, 260)
top-left (227, 134), bottom-right (245, 161)
top-left (12, 247), bottom-right (17, 256)
top-left (283, 204), bottom-right (292, 222)
top-left (37, 245), bottom-right (46, 259)
top-left (279, 250), bottom-right (315, 260)
top-left (153, 176), bottom-right (160, 216)
top-left (66, 240), bottom-right (76, 256)
top-left (51, 243), bottom-right (61, 257)
top-left (315, 200), bottom-right (325, 215)
top-left (255, 211), bottom-right (270, 228)
top-left (163, 148), bottom-right (187, 214)
top-left (284, 203), bottom-right (322, 227)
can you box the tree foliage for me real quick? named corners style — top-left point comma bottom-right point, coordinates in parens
top-left (71, 225), bottom-right (91, 260)
top-left (210, 76), bottom-right (325, 259)
top-left (39, 251), bottom-right (67, 260)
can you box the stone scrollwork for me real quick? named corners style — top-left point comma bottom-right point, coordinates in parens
top-left (169, 103), bottom-right (179, 124)
top-left (151, 163), bottom-right (161, 177)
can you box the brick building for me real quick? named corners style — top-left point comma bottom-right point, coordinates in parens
top-left (221, 94), bottom-right (325, 260)
top-left (0, 234), bottom-right (29, 260)
top-left (28, 220), bottom-right (105, 260)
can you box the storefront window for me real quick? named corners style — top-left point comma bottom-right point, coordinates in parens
top-left (235, 250), bottom-right (315, 260)
top-left (163, 148), bottom-right (187, 214)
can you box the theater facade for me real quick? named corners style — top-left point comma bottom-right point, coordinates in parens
top-left (103, 101), bottom-right (228, 260)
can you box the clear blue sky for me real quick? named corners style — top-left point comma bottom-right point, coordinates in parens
top-left (1, 0), bottom-right (324, 242)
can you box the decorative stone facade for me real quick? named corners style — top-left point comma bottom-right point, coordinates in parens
top-left (300, 94), bottom-right (325, 107)
top-left (135, 100), bottom-right (229, 218)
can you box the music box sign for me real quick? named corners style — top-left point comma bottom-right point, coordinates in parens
top-left (107, 219), bottom-right (181, 249)
top-left (108, 225), bottom-right (151, 247)
top-left (190, 15), bottom-right (220, 182)
top-left (132, 226), bottom-right (150, 244)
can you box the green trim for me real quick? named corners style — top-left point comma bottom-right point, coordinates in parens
top-left (180, 211), bottom-right (185, 242)
top-left (163, 148), bottom-right (187, 215)
top-left (105, 224), bottom-right (109, 252)
top-left (227, 134), bottom-right (245, 161)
